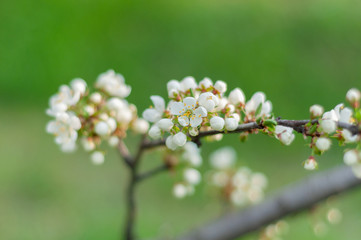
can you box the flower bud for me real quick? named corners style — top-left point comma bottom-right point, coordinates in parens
top-left (81, 137), bottom-right (95, 152)
top-left (180, 77), bottom-right (197, 92)
top-left (165, 136), bottom-right (177, 150)
top-left (173, 132), bottom-right (187, 146)
top-left (214, 80), bottom-right (227, 94)
top-left (321, 120), bottom-right (337, 134)
top-left (91, 151), bottom-right (104, 165)
top-left (189, 127), bottom-right (199, 137)
top-left (167, 80), bottom-right (180, 92)
top-left (183, 168), bottom-right (201, 185)
top-left (304, 156), bottom-right (318, 170)
top-left (309, 104), bottom-right (324, 118)
top-left (108, 136), bottom-right (119, 147)
top-left (157, 119), bottom-right (174, 131)
top-left (106, 118), bottom-right (117, 133)
top-left (225, 118), bottom-right (238, 131)
top-left (229, 88), bottom-right (245, 105)
top-left (343, 149), bottom-right (359, 166)
top-left (173, 183), bottom-right (187, 198)
top-left (132, 118), bottom-right (149, 134)
top-left (346, 88), bottom-right (360, 105)
top-left (275, 126), bottom-right (295, 146)
top-left (148, 125), bottom-right (161, 139)
top-left (95, 121), bottom-right (110, 136)
top-left (315, 137), bottom-right (331, 151)
top-left (84, 105), bottom-right (95, 116)
top-left (210, 116), bottom-right (225, 131)
top-left (90, 92), bottom-right (102, 104)
top-left (70, 78), bottom-right (87, 95)
top-left (199, 77), bottom-right (213, 89)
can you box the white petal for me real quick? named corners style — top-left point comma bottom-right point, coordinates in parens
top-left (173, 132), bottom-right (187, 146)
top-left (194, 106), bottom-right (207, 117)
top-left (190, 116), bottom-right (202, 127)
top-left (142, 108), bottom-right (161, 123)
top-left (214, 80), bottom-right (227, 93)
top-left (46, 121), bottom-right (57, 133)
top-left (210, 116), bottom-right (225, 131)
top-left (166, 136), bottom-right (177, 150)
top-left (148, 125), bottom-right (161, 139)
top-left (150, 95), bottom-right (165, 113)
top-left (225, 118), bottom-right (238, 131)
top-left (183, 97), bottom-right (197, 109)
top-left (157, 118), bottom-right (174, 131)
top-left (167, 80), bottom-right (181, 92)
top-left (178, 116), bottom-right (190, 127)
top-left (170, 102), bottom-right (185, 115)
top-left (180, 76), bottom-right (197, 91)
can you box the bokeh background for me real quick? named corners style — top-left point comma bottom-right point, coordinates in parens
top-left (1, 0), bottom-right (361, 239)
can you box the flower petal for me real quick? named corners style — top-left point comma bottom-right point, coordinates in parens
top-left (142, 109), bottom-right (161, 123)
top-left (150, 95), bottom-right (165, 113)
top-left (194, 107), bottom-right (207, 117)
top-left (170, 102), bottom-right (185, 115)
top-left (178, 116), bottom-right (190, 127)
top-left (190, 115), bottom-right (202, 127)
top-left (183, 97), bottom-right (196, 109)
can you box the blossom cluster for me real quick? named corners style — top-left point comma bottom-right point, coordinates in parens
top-left (142, 76), bottom-right (284, 150)
top-left (208, 147), bottom-right (268, 206)
top-left (46, 70), bottom-right (149, 164)
top-left (304, 88), bottom-right (361, 171)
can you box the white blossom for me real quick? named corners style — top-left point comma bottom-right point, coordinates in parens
top-left (343, 150), bottom-right (359, 166)
top-left (245, 92), bottom-right (272, 117)
top-left (70, 78), bottom-right (87, 95)
top-left (304, 157), bottom-right (318, 170)
top-left (81, 137), bottom-right (96, 152)
top-left (342, 129), bottom-right (359, 143)
top-left (346, 88), bottom-right (360, 104)
top-left (170, 97), bottom-right (207, 127)
top-left (214, 80), bottom-right (227, 94)
top-left (275, 126), bottom-right (295, 146)
top-left (251, 173), bottom-right (268, 189)
top-left (95, 69), bottom-right (131, 98)
top-left (183, 168), bottom-right (201, 185)
top-left (46, 84), bottom-right (83, 116)
top-left (212, 172), bottom-right (229, 187)
top-left (108, 136), bottom-right (119, 147)
top-left (46, 112), bottom-right (81, 152)
top-left (210, 116), bottom-right (225, 131)
top-left (91, 151), bottom-right (105, 165)
top-left (210, 147), bottom-right (236, 169)
top-left (173, 183), bottom-right (188, 198)
top-left (321, 120), bottom-right (337, 134)
top-left (132, 118), bottom-right (149, 134)
top-left (225, 117), bottom-right (239, 131)
top-left (230, 190), bottom-right (247, 206)
top-left (189, 127), bottom-right (199, 137)
top-left (198, 92), bottom-right (219, 112)
top-left (173, 132), bottom-right (187, 147)
top-left (142, 95), bottom-right (165, 123)
top-left (95, 118), bottom-right (116, 136)
top-left (165, 136), bottom-right (177, 150)
top-left (228, 88), bottom-right (245, 105)
top-left (310, 104), bottom-right (324, 118)
top-left (84, 105), bottom-right (95, 116)
top-left (148, 125), bottom-right (161, 139)
top-left (315, 137), bottom-right (331, 151)
top-left (157, 119), bottom-right (174, 131)
top-left (180, 76), bottom-right (197, 92)
top-left (199, 77), bottom-right (213, 89)
top-left (90, 92), bottom-right (102, 104)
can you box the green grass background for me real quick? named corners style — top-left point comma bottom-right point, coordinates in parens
top-left (1, 0), bottom-right (361, 239)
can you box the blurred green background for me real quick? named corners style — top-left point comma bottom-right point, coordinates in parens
top-left (1, 0), bottom-right (361, 239)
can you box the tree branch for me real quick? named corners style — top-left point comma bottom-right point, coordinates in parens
top-left (176, 165), bottom-right (361, 240)
top-left (141, 119), bottom-right (360, 150)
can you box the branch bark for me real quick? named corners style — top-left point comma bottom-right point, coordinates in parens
top-left (176, 165), bottom-right (361, 240)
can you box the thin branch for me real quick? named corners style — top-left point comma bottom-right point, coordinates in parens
top-left (176, 165), bottom-right (361, 240)
top-left (141, 119), bottom-right (360, 150)
top-left (136, 164), bottom-right (169, 182)
top-left (118, 140), bottom-right (133, 167)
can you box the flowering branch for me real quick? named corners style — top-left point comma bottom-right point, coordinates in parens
top-left (176, 165), bottom-right (361, 240)
top-left (45, 71), bottom-right (361, 240)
